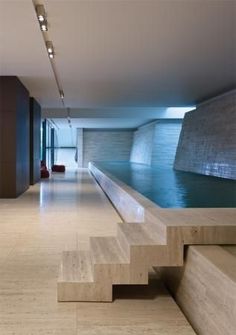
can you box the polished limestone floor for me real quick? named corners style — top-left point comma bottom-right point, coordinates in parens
top-left (0, 169), bottom-right (195, 334)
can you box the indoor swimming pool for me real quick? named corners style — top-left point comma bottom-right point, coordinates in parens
top-left (95, 161), bottom-right (236, 208)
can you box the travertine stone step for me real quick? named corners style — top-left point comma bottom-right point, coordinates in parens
top-left (89, 236), bottom-right (143, 285)
top-left (117, 222), bottom-right (160, 256)
top-left (90, 236), bottom-right (129, 264)
top-left (159, 245), bottom-right (236, 335)
top-left (117, 221), bottom-right (170, 267)
top-left (58, 250), bottom-right (113, 302)
top-left (118, 222), bottom-right (159, 244)
top-left (58, 250), bottom-right (94, 283)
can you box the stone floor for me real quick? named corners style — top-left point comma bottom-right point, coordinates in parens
top-left (0, 169), bottom-right (195, 334)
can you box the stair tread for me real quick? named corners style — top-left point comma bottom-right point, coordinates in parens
top-left (58, 250), bottom-right (94, 283)
top-left (90, 236), bottom-right (129, 264)
top-left (118, 222), bottom-right (165, 246)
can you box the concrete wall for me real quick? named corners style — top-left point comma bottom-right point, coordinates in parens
top-left (130, 120), bottom-right (182, 167)
top-left (174, 90), bottom-right (236, 180)
top-left (81, 129), bottom-right (133, 167)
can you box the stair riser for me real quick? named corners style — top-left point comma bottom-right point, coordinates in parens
top-left (131, 245), bottom-right (183, 267)
top-left (129, 265), bottom-right (149, 284)
top-left (93, 263), bottom-right (148, 285)
top-left (144, 211), bottom-right (167, 243)
top-left (57, 282), bottom-right (112, 302)
top-left (116, 225), bottom-right (131, 258)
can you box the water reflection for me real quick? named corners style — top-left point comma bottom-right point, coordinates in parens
top-left (96, 161), bottom-right (236, 208)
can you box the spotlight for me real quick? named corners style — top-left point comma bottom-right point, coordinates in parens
top-left (36, 5), bottom-right (46, 23)
top-left (46, 41), bottom-right (54, 54)
top-left (59, 90), bottom-right (64, 99)
top-left (46, 42), bottom-right (54, 58)
top-left (41, 22), bottom-right (48, 31)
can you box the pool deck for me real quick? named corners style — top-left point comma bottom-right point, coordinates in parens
top-left (0, 169), bottom-right (196, 334)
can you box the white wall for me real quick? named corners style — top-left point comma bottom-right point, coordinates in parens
top-left (56, 128), bottom-right (77, 147)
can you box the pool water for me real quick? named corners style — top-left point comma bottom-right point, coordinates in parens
top-left (95, 161), bottom-right (236, 208)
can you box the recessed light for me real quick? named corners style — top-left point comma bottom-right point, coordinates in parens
top-left (46, 41), bottom-right (54, 54)
top-left (41, 22), bottom-right (48, 31)
top-left (49, 53), bottom-right (54, 59)
top-left (36, 5), bottom-right (46, 23)
top-left (59, 90), bottom-right (64, 99)
top-left (38, 15), bottom-right (44, 22)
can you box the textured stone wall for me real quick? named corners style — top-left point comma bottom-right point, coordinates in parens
top-left (82, 130), bottom-right (133, 167)
top-left (174, 90), bottom-right (236, 180)
top-left (130, 120), bottom-right (182, 167)
top-left (152, 120), bottom-right (182, 168)
top-left (130, 123), bottom-right (155, 165)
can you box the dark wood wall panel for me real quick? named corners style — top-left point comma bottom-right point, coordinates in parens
top-left (0, 76), bottom-right (30, 198)
top-left (30, 98), bottom-right (41, 185)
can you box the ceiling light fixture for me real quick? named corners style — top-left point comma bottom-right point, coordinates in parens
top-left (46, 41), bottom-right (55, 59)
top-left (35, 3), bottom-right (66, 116)
top-left (40, 21), bottom-right (48, 31)
top-left (59, 90), bottom-right (64, 99)
top-left (46, 41), bottom-right (54, 58)
top-left (36, 5), bottom-right (46, 22)
top-left (35, 5), bottom-right (48, 31)
top-left (38, 15), bottom-right (44, 22)
top-left (46, 41), bottom-right (54, 54)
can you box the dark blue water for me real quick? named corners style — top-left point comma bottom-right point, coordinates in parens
top-left (95, 161), bottom-right (236, 208)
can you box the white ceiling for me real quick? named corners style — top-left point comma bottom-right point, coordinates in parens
top-left (51, 118), bottom-right (150, 130)
top-left (46, 107), bottom-right (195, 129)
top-left (0, 0), bottom-right (61, 107)
top-left (0, 0), bottom-right (235, 128)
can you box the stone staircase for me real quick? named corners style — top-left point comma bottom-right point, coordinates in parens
top-left (58, 220), bottom-right (168, 302)
top-left (57, 163), bottom-right (236, 302)
top-left (57, 208), bottom-right (236, 302)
